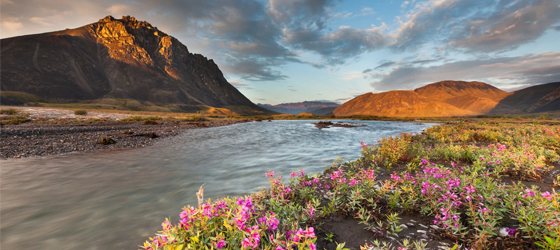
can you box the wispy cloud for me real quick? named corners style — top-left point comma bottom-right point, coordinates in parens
top-left (368, 51), bottom-right (560, 91)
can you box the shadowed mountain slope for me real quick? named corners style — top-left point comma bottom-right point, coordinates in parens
top-left (0, 15), bottom-right (267, 114)
top-left (527, 87), bottom-right (560, 113)
top-left (491, 82), bottom-right (560, 112)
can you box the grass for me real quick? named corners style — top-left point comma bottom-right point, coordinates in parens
top-left (74, 109), bottom-right (88, 116)
top-left (0, 108), bottom-right (31, 125)
top-left (142, 118), bottom-right (560, 250)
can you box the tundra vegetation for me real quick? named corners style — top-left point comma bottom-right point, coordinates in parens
top-left (141, 119), bottom-right (560, 250)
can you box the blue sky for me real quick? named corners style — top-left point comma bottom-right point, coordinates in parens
top-left (2, 0), bottom-right (560, 104)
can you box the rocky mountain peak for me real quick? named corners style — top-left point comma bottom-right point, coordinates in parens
top-left (0, 16), bottom-right (266, 114)
top-left (90, 15), bottom-right (168, 41)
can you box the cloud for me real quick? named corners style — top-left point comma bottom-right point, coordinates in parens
top-left (106, 4), bottom-right (130, 16)
top-left (229, 80), bottom-right (253, 89)
top-left (554, 25), bottom-right (560, 31)
top-left (369, 51), bottom-right (560, 91)
top-left (391, 0), bottom-right (560, 52)
top-left (332, 7), bottom-right (375, 19)
top-left (1, 18), bottom-right (23, 31)
top-left (341, 71), bottom-right (364, 81)
top-left (374, 61), bottom-right (397, 69)
top-left (362, 69), bottom-right (372, 73)
top-left (284, 23), bottom-right (389, 65)
top-left (30, 17), bottom-right (52, 26)
top-left (288, 88), bottom-right (297, 92)
top-left (401, 1), bottom-right (410, 8)
top-left (450, 0), bottom-right (560, 52)
top-left (411, 58), bottom-right (442, 64)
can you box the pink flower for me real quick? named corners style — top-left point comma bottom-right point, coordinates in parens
top-left (304, 227), bottom-right (315, 238)
top-left (266, 171), bottom-right (275, 177)
top-left (541, 191), bottom-right (553, 201)
top-left (216, 239), bottom-right (226, 249)
top-left (241, 238), bottom-right (252, 249)
top-left (522, 189), bottom-right (535, 198)
top-left (309, 242), bottom-right (316, 250)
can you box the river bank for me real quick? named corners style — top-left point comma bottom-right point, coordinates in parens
top-left (0, 119), bottom-right (249, 159)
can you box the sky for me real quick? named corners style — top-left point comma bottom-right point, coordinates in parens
top-left (1, 0), bottom-right (560, 105)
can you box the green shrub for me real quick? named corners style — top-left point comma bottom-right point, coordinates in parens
top-left (97, 137), bottom-right (116, 145)
top-left (0, 110), bottom-right (30, 125)
top-left (0, 108), bottom-right (18, 115)
top-left (74, 109), bottom-right (88, 116)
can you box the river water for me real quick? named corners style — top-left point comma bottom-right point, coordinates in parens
top-left (0, 120), bottom-right (435, 250)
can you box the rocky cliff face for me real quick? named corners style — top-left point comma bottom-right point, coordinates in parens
top-left (1, 16), bottom-right (264, 114)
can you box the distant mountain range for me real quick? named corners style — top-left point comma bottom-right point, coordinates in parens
top-left (0, 15), bottom-right (269, 115)
top-left (257, 101), bottom-right (340, 115)
top-left (333, 81), bottom-right (560, 117)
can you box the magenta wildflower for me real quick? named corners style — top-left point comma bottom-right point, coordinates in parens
top-left (216, 239), bottom-right (226, 249)
top-left (505, 228), bottom-right (516, 235)
top-left (541, 191), bottom-right (553, 201)
top-left (241, 238), bottom-right (252, 249)
top-left (310, 242), bottom-right (317, 250)
top-left (522, 189), bottom-right (535, 198)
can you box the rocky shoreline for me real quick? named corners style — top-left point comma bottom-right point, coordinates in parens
top-left (0, 120), bottom-right (248, 159)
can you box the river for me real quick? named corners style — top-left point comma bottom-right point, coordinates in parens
top-left (0, 120), bottom-right (435, 249)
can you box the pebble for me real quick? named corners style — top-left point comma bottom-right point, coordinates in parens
top-left (417, 230), bottom-right (427, 234)
top-left (406, 223), bottom-right (415, 227)
top-left (1, 120), bottom-right (248, 159)
top-left (400, 224), bottom-right (409, 229)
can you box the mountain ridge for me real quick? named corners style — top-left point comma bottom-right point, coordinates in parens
top-left (334, 80), bottom-right (559, 117)
top-left (0, 15), bottom-right (268, 115)
top-left (257, 101), bottom-right (339, 115)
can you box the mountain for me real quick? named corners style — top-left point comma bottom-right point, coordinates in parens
top-left (414, 81), bottom-right (509, 101)
top-left (527, 87), bottom-right (560, 112)
top-left (0, 15), bottom-right (267, 115)
top-left (491, 82), bottom-right (560, 112)
top-left (332, 90), bottom-right (475, 117)
top-left (257, 101), bottom-right (339, 115)
top-left (333, 80), bottom-right (560, 117)
top-left (414, 80), bottom-right (510, 114)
